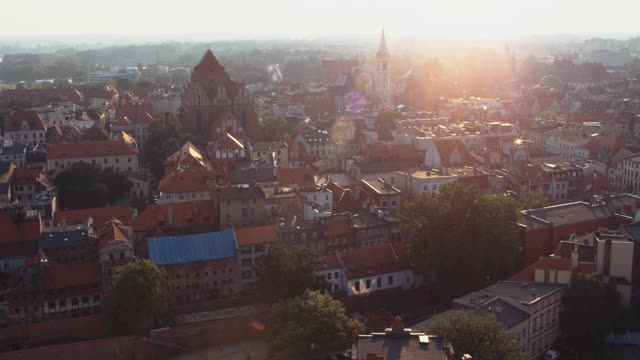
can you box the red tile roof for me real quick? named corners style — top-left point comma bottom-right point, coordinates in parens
top-left (339, 243), bottom-right (410, 280)
top-left (192, 50), bottom-right (228, 79)
top-left (48, 140), bottom-right (138, 159)
top-left (279, 166), bottom-right (315, 187)
top-left (367, 143), bottom-right (421, 165)
top-left (54, 205), bottom-right (135, 230)
top-left (5, 111), bottom-right (47, 132)
top-left (158, 167), bottom-right (222, 193)
top-left (326, 219), bottom-right (354, 236)
top-left (132, 200), bottom-right (217, 232)
top-left (0, 212), bottom-right (41, 246)
top-left (12, 166), bottom-right (43, 184)
top-left (83, 125), bottom-right (110, 141)
top-left (314, 254), bottom-right (341, 272)
top-left (44, 260), bottom-right (101, 290)
top-left (509, 256), bottom-right (596, 283)
top-left (235, 224), bottom-right (278, 246)
top-left (584, 171), bottom-right (614, 195)
top-left (96, 220), bottom-right (131, 251)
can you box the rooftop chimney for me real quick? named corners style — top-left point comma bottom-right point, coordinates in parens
top-left (390, 315), bottom-right (405, 335)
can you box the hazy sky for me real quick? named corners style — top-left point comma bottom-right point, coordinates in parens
top-left (2, 0), bottom-right (639, 39)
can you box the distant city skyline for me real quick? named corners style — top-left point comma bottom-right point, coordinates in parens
top-left (2, 0), bottom-right (639, 41)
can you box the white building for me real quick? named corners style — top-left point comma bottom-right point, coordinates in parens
top-left (314, 244), bottom-right (417, 296)
top-left (394, 169), bottom-right (457, 197)
top-left (88, 67), bottom-right (141, 84)
top-left (47, 140), bottom-right (139, 173)
top-left (300, 186), bottom-right (333, 221)
top-left (454, 281), bottom-right (565, 359)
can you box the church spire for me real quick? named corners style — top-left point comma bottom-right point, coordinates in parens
top-left (376, 29), bottom-right (390, 59)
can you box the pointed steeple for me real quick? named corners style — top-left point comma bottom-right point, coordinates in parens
top-left (376, 30), bottom-right (390, 59)
top-left (192, 49), bottom-right (228, 79)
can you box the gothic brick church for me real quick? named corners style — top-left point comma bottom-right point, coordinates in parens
top-left (179, 50), bottom-right (259, 140)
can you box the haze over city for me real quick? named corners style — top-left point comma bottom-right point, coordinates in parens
top-left (2, 0), bottom-right (639, 41)
top-left (1, 1), bottom-right (640, 360)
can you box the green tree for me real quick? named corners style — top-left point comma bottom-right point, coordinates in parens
top-left (143, 123), bottom-right (202, 179)
top-left (402, 182), bottom-right (521, 300)
top-left (425, 310), bottom-right (525, 360)
top-left (255, 244), bottom-right (328, 302)
top-left (269, 290), bottom-right (364, 354)
top-left (523, 189), bottom-right (549, 210)
top-left (560, 273), bottom-right (621, 359)
top-left (103, 258), bottom-right (167, 335)
top-left (54, 162), bottom-right (132, 209)
top-left (259, 115), bottom-right (300, 141)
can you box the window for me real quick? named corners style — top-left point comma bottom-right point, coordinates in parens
top-left (327, 272), bottom-right (332, 280)
top-left (355, 281), bottom-right (360, 292)
top-left (93, 295), bottom-right (101, 302)
top-left (241, 258), bottom-right (252, 267)
top-left (72, 298), bottom-right (78, 306)
top-left (334, 271), bottom-right (339, 279)
top-left (376, 278), bottom-right (381, 287)
top-left (104, 159), bottom-right (108, 164)
top-left (366, 279), bottom-right (371, 289)
top-left (128, 157), bottom-right (131, 163)
top-left (115, 158), bottom-right (119, 163)
top-left (82, 296), bottom-right (89, 304)
top-left (48, 301), bottom-right (55, 309)
top-left (59, 299), bottom-right (66, 307)
top-left (388, 275), bottom-right (394, 285)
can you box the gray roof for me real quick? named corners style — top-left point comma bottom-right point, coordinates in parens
top-left (356, 161), bottom-right (411, 175)
top-left (1, 143), bottom-right (28, 156)
top-left (228, 167), bottom-right (277, 184)
top-left (0, 160), bottom-right (13, 176)
top-left (477, 298), bottom-right (530, 328)
top-left (218, 185), bottom-right (265, 201)
top-left (519, 202), bottom-right (615, 230)
top-left (39, 229), bottom-right (90, 249)
top-left (354, 334), bottom-right (451, 360)
top-left (621, 223), bottom-right (640, 242)
top-left (454, 281), bottom-right (565, 310)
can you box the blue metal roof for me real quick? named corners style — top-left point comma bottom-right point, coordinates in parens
top-left (147, 230), bottom-right (237, 266)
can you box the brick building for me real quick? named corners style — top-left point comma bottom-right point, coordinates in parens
top-left (179, 50), bottom-right (259, 140)
top-left (518, 201), bottom-right (631, 266)
top-left (147, 230), bottom-right (239, 307)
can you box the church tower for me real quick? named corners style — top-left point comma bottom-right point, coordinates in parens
top-left (375, 30), bottom-right (391, 106)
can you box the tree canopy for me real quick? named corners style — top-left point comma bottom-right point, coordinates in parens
top-left (54, 162), bottom-right (132, 209)
top-left (103, 258), bottom-right (167, 335)
top-left (142, 123), bottom-right (203, 179)
top-left (254, 244), bottom-right (328, 302)
top-left (559, 273), bottom-right (622, 359)
top-left (425, 310), bottom-right (525, 360)
top-left (259, 115), bottom-right (301, 141)
top-left (523, 189), bottom-right (549, 210)
top-left (269, 290), bottom-right (364, 354)
top-left (402, 182), bottom-right (521, 300)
